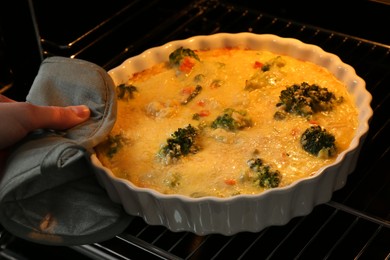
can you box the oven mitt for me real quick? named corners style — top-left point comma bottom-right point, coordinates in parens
top-left (0, 56), bottom-right (133, 246)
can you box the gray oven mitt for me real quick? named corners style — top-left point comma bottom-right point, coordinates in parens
top-left (0, 56), bottom-right (133, 246)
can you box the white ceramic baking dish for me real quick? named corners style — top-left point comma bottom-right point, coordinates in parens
top-left (91, 33), bottom-right (373, 235)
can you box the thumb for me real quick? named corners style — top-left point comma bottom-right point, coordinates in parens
top-left (0, 103), bottom-right (91, 150)
top-left (30, 104), bottom-right (91, 130)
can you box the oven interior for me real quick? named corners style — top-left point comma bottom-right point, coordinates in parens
top-left (0, 0), bottom-right (389, 259)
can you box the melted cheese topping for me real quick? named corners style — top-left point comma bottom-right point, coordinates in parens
top-left (95, 48), bottom-right (358, 198)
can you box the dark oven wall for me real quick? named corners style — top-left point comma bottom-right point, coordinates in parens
top-left (1, 0), bottom-right (390, 101)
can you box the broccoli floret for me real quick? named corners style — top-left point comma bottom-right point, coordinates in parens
top-left (181, 85), bottom-right (203, 105)
top-left (261, 56), bottom-right (285, 72)
top-left (276, 82), bottom-right (340, 117)
top-left (159, 124), bottom-right (201, 163)
top-left (163, 172), bottom-right (182, 188)
top-left (117, 84), bottom-right (138, 100)
top-left (245, 56), bottom-right (286, 91)
top-left (211, 108), bottom-right (252, 131)
top-left (209, 79), bottom-right (223, 88)
top-left (300, 125), bottom-right (336, 158)
top-left (192, 113), bottom-right (201, 120)
top-left (273, 111), bottom-right (287, 120)
top-left (169, 47), bottom-right (200, 67)
top-left (194, 74), bottom-right (205, 82)
top-left (105, 134), bottom-right (126, 158)
top-left (247, 158), bottom-right (281, 188)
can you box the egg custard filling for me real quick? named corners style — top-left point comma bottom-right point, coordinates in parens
top-left (95, 47), bottom-right (358, 198)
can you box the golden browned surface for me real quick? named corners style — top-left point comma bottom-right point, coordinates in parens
top-left (95, 48), bottom-right (358, 198)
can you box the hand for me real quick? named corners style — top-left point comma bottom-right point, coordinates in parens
top-left (0, 94), bottom-right (90, 169)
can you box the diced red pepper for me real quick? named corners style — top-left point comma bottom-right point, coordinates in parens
top-left (179, 57), bottom-right (195, 73)
top-left (198, 110), bottom-right (210, 117)
top-left (197, 100), bottom-right (206, 107)
top-left (181, 86), bottom-right (194, 94)
top-left (224, 179), bottom-right (236, 185)
top-left (253, 61), bottom-right (263, 69)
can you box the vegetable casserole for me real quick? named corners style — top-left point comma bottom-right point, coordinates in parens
top-left (95, 46), bottom-right (358, 198)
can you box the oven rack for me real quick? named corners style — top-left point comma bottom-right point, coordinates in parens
top-left (0, 0), bottom-right (389, 259)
